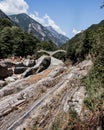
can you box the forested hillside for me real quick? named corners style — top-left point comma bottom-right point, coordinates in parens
top-left (63, 20), bottom-right (104, 112)
top-left (0, 18), bottom-right (57, 58)
top-left (0, 18), bottom-right (39, 58)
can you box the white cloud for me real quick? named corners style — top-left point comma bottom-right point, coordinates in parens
top-left (0, 0), bottom-right (29, 15)
top-left (72, 28), bottom-right (81, 35)
top-left (29, 11), bottom-right (45, 25)
top-left (29, 12), bottom-right (66, 35)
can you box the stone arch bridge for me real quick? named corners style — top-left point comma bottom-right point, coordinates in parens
top-left (37, 49), bottom-right (66, 57)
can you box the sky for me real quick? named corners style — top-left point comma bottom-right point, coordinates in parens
top-left (0, 0), bottom-right (104, 38)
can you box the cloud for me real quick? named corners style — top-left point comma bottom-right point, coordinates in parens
top-left (29, 11), bottom-right (45, 25)
top-left (29, 12), bottom-right (66, 35)
top-left (72, 28), bottom-right (81, 35)
top-left (0, 0), bottom-right (29, 15)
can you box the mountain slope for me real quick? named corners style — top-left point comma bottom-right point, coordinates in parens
top-left (63, 19), bottom-right (104, 117)
top-left (0, 10), bottom-right (41, 58)
top-left (46, 26), bottom-right (69, 46)
top-left (0, 9), bottom-right (9, 19)
top-left (63, 20), bottom-right (104, 63)
top-left (0, 9), bottom-right (17, 26)
top-left (9, 13), bottom-right (69, 46)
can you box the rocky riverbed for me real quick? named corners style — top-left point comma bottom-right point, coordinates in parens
top-left (0, 56), bottom-right (93, 130)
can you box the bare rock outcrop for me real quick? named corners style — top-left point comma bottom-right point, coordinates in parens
top-left (13, 60), bottom-right (93, 130)
top-left (23, 59), bottom-right (36, 67)
top-left (15, 62), bottom-right (26, 68)
top-left (0, 58), bottom-right (36, 79)
top-left (14, 67), bottom-right (27, 74)
top-left (22, 56), bottom-right (51, 78)
top-left (0, 59), bottom-right (14, 68)
top-left (0, 80), bottom-right (7, 87)
top-left (0, 58), bottom-right (93, 130)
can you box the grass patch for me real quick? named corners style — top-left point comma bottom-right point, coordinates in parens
top-left (83, 65), bottom-right (104, 111)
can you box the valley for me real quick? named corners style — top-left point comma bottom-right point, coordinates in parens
top-left (0, 5), bottom-right (104, 130)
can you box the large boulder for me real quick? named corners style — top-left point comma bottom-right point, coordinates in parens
top-left (5, 75), bottom-right (18, 83)
top-left (0, 80), bottom-right (7, 87)
top-left (14, 67), bottom-right (27, 74)
top-left (35, 56), bottom-right (51, 73)
top-left (23, 59), bottom-right (36, 67)
top-left (22, 56), bottom-right (51, 78)
top-left (0, 59), bottom-right (14, 68)
top-left (22, 68), bottom-right (35, 78)
top-left (7, 68), bottom-right (13, 76)
top-left (0, 64), bottom-right (13, 79)
top-left (15, 62), bottom-right (26, 68)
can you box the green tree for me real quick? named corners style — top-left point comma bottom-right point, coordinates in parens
top-left (0, 27), bottom-right (13, 57)
top-left (36, 40), bottom-right (57, 51)
top-left (11, 27), bottom-right (25, 56)
top-left (0, 18), bottom-right (12, 30)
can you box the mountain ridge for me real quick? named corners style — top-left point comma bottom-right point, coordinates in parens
top-left (0, 9), bottom-right (18, 26)
top-left (9, 13), bottom-right (69, 46)
top-left (0, 9), bottom-right (9, 19)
